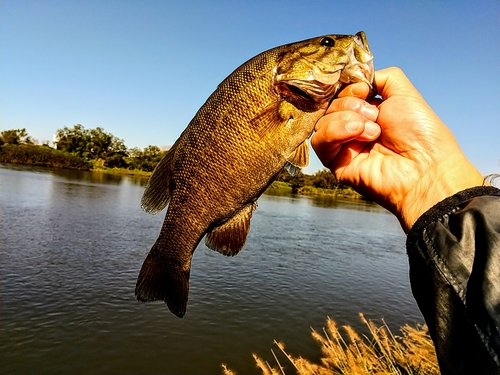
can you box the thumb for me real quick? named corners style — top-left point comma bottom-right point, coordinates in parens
top-left (374, 67), bottom-right (422, 101)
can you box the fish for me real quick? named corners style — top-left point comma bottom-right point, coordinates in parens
top-left (136, 32), bottom-right (375, 317)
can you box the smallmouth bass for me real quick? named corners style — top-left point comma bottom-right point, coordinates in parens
top-left (136, 32), bottom-right (375, 317)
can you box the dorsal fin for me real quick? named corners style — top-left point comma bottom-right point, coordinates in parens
top-left (141, 143), bottom-right (177, 215)
top-left (205, 203), bottom-right (257, 256)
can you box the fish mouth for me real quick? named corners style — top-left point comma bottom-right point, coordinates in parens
top-left (281, 58), bottom-right (374, 105)
top-left (281, 79), bottom-right (341, 103)
top-left (280, 60), bottom-right (375, 105)
top-left (307, 60), bottom-right (375, 103)
top-left (284, 83), bottom-right (315, 102)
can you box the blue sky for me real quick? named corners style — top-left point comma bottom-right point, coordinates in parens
top-left (1, 0), bottom-right (499, 174)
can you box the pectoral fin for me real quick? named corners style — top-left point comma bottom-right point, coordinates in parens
top-left (250, 101), bottom-right (285, 138)
top-left (141, 143), bottom-right (177, 215)
top-left (284, 140), bottom-right (309, 176)
top-left (205, 203), bottom-right (257, 256)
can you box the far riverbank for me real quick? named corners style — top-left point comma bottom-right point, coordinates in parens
top-left (0, 143), bottom-right (364, 199)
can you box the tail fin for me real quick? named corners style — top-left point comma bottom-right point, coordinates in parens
top-left (135, 245), bottom-right (191, 318)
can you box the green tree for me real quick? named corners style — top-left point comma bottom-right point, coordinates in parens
top-left (124, 145), bottom-right (167, 171)
top-left (138, 145), bottom-right (165, 172)
top-left (143, 145), bottom-right (161, 159)
top-left (289, 171), bottom-right (305, 194)
top-left (55, 124), bottom-right (90, 157)
top-left (124, 147), bottom-right (143, 170)
top-left (55, 124), bottom-right (129, 168)
top-left (87, 127), bottom-right (127, 160)
top-left (312, 169), bottom-right (338, 189)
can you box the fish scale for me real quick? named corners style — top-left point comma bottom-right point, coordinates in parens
top-left (135, 32), bottom-right (375, 317)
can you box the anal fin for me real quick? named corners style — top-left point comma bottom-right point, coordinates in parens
top-left (205, 203), bottom-right (257, 256)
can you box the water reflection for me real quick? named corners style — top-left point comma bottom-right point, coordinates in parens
top-left (265, 186), bottom-right (384, 212)
top-left (0, 162), bottom-right (149, 187)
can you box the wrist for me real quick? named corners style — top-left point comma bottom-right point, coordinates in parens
top-left (397, 156), bottom-right (484, 232)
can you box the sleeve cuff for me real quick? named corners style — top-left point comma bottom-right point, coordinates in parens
top-left (406, 186), bottom-right (500, 252)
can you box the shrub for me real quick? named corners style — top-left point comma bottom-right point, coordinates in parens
top-left (0, 144), bottom-right (90, 169)
top-left (222, 314), bottom-right (440, 375)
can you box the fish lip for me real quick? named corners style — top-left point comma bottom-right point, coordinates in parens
top-left (344, 59), bottom-right (375, 85)
top-left (366, 60), bottom-right (377, 98)
top-left (283, 83), bottom-right (314, 102)
top-left (354, 31), bottom-right (372, 56)
top-left (337, 56), bottom-right (375, 98)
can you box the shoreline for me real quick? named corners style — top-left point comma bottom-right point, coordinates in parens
top-left (268, 180), bottom-right (365, 199)
top-left (1, 160), bottom-right (364, 199)
top-left (90, 166), bottom-right (152, 177)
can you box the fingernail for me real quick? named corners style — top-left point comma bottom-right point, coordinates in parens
top-left (364, 121), bottom-right (380, 137)
top-left (346, 120), bottom-right (362, 133)
top-left (361, 104), bottom-right (379, 121)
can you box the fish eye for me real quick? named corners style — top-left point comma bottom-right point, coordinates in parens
top-left (320, 37), bottom-right (335, 47)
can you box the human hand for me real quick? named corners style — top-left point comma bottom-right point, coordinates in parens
top-left (312, 67), bottom-right (484, 232)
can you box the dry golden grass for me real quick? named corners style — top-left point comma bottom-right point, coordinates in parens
top-left (222, 313), bottom-right (440, 375)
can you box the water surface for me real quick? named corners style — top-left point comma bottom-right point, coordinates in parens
top-left (0, 163), bottom-right (422, 374)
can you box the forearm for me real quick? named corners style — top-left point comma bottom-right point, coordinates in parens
top-left (406, 186), bottom-right (500, 374)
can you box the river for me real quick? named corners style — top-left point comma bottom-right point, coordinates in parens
top-left (0, 163), bottom-right (423, 374)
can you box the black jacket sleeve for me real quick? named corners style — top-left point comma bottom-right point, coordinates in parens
top-left (406, 186), bottom-right (500, 375)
